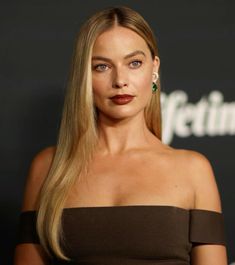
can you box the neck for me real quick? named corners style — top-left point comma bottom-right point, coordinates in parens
top-left (95, 112), bottom-right (159, 156)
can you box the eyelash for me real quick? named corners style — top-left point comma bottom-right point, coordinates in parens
top-left (93, 60), bottom-right (143, 72)
top-left (130, 60), bottom-right (142, 68)
top-left (93, 64), bottom-right (108, 72)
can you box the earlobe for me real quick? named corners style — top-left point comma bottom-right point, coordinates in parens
top-left (152, 72), bottom-right (159, 83)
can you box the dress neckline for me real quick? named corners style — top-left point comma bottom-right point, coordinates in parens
top-left (63, 204), bottom-right (190, 212)
top-left (21, 205), bottom-right (222, 214)
top-left (62, 205), bottom-right (222, 214)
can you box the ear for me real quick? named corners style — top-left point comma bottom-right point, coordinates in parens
top-left (153, 55), bottom-right (160, 73)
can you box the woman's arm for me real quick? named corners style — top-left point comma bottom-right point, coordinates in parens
top-left (14, 146), bottom-right (56, 265)
top-left (14, 244), bottom-right (48, 265)
top-left (189, 151), bottom-right (228, 265)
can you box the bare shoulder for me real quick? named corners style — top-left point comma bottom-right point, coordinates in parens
top-left (21, 146), bottom-right (56, 211)
top-left (169, 147), bottom-right (211, 167)
top-left (171, 148), bottom-right (223, 212)
top-left (30, 146), bottom-right (56, 172)
top-left (15, 148), bottom-right (55, 265)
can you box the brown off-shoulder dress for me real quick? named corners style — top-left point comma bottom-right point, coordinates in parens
top-left (16, 205), bottom-right (226, 265)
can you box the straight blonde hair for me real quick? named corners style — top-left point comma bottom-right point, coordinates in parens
top-left (36, 6), bottom-right (162, 261)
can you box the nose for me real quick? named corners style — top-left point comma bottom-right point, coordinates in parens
top-left (112, 67), bottom-right (128, 88)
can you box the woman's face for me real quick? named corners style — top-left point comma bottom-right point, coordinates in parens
top-left (91, 26), bottom-right (160, 121)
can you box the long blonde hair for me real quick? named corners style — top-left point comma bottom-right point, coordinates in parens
top-left (36, 5), bottom-right (162, 260)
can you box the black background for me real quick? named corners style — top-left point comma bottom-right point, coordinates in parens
top-left (0, 1), bottom-right (234, 264)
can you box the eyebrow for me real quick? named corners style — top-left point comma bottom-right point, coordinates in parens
top-left (92, 50), bottom-right (146, 62)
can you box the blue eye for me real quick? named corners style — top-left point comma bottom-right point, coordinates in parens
top-left (93, 64), bottom-right (108, 72)
top-left (130, 60), bottom-right (142, 68)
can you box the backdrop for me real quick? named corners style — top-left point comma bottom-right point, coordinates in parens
top-left (1, 1), bottom-right (234, 264)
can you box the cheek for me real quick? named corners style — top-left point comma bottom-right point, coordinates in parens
top-left (133, 70), bottom-right (152, 95)
top-left (92, 76), bottom-right (109, 98)
top-left (92, 76), bottom-right (113, 112)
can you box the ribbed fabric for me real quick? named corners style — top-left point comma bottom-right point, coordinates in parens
top-left (16, 205), bottom-right (226, 264)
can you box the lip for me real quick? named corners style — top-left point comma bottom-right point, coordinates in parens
top-left (110, 94), bottom-right (135, 105)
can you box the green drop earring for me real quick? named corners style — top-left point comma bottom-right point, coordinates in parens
top-left (152, 82), bottom-right (158, 93)
top-left (152, 72), bottom-right (159, 93)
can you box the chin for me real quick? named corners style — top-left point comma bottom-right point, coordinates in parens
top-left (99, 109), bottom-right (143, 121)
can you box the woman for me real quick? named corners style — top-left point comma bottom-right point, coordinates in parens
top-left (14, 6), bottom-right (228, 265)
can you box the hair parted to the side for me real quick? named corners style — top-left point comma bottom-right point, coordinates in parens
top-left (36, 5), bottom-right (162, 260)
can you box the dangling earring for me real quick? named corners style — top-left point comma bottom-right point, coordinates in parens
top-left (152, 82), bottom-right (158, 93)
top-left (152, 72), bottom-right (159, 93)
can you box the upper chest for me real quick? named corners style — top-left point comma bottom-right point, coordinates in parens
top-left (65, 149), bottom-right (195, 209)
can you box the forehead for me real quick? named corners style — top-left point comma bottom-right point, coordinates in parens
top-left (92, 26), bottom-right (151, 57)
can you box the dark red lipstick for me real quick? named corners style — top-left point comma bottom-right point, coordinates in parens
top-left (110, 94), bottom-right (135, 105)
